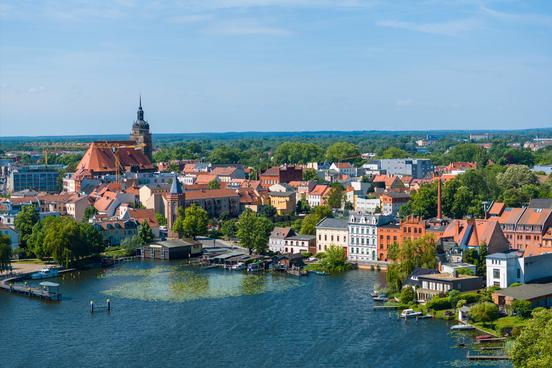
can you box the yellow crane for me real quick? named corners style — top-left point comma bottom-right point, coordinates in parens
top-left (92, 141), bottom-right (146, 183)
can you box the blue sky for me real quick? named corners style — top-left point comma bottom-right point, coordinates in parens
top-left (0, 0), bottom-right (551, 136)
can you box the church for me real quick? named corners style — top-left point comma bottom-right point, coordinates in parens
top-left (67, 98), bottom-right (155, 192)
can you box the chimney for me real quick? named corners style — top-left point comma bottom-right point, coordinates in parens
top-left (437, 176), bottom-right (442, 220)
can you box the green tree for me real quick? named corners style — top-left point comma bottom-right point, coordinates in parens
top-left (82, 206), bottom-right (97, 222)
top-left (306, 245), bottom-right (351, 273)
top-left (381, 147), bottom-right (409, 159)
top-left (172, 206), bottom-right (186, 238)
top-left (236, 209), bottom-right (273, 254)
top-left (511, 308), bottom-right (552, 368)
top-left (325, 142), bottom-right (359, 162)
top-left (399, 181), bottom-right (437, 219)
top-left (181, 204), bottom-right (209, 239)
top-left (296, 199), bottom-right (311, 214)
top-left (511, 299), bottom-right (532, 318)
top-left (400, 287), bottom-right (416, 304)
top-left (327, 183), bottom-right (345, 209)
top-left (221, 219), bottom-right (238, 240)
top-left (208, 145), bottom-right (240, 164)
top-left (303, 168), bottom-right (320, 182)
top-left (300, 205), bottom-right (332, 235)
top-left (0, 234), bottom-right (13, 273)
top-left (497, 165), bottom-right (538, 191)
top-left (273, 142), bottom-right (323, 164)
top-left (138, 221), bottom-right (155, 245)
top-left (259, 205), bottom-right (277, 218)
top-left (14, 204), bottom-right (39, 247)
top-left (155, 213), bottom-right (167, 226)
top-left (120, 235), bottom-right (142, 255)
top-left (469, 302), bottom-right (499, 323)
top-left (207, 179), bottom-right (221, 189)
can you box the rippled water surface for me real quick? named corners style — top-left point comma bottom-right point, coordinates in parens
top-left (0, 260), bottom-right (511, 368)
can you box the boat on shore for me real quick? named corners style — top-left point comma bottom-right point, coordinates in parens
top-left (372, 294), bottom-right (388, 302)
top-left (31, 267), bottom-right (59, 280)
top-left (475, 334), bottom-right (493, 341)
top-left (400, 309), bottom-right (423, 318)
top-left (450, 324), bottom-right (475, 331)
top-left (231, 263), bottom-right (245, 271)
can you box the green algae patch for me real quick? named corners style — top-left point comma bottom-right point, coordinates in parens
top-left (100, 264), bottom-right (302, 302)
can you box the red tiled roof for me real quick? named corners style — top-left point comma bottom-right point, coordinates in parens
top-left (127, 208), bottom-right (159, 228)
top-left (488, 202), bottom-right (505, 216)
top-left (195, 173), bottom-right (218, 185)
top-left (211, 166), bottom-right (238, 176)
top-left (309, 185), bottom-right (330, 196)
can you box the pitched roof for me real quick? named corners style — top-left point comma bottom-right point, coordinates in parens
top-left (270, 227), bottom-right (295, 239)
top-left (494, 283), bottom-right (552, 300)
top-left (211, 166), bottom-right (238, 176)
top-left (316, 217), bottom-right (348, 230)
top-left (518, 208), bottom-right (552, 226)
top-left (488, 202), bottom-right (505, 216)
top-left (496, 207), bottom-right (526, 225)
top-left (195, 173), bottom-right (218, 185)
top-left (170, 175), bottom-right (183, 194)
top-left (528, 198), bottom-right (552, 209)
top-left (309, 184), bottom-right (330, 196)
top-left (74, 141), bottom-right (153, 176)
top-left (127, 208), bottom-right (159, 228)
top-left (442, 219), bottom-right (503, 247)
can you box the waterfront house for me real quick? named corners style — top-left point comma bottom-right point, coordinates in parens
top-left (486, 251), bottom-right (552, 288)
top-left (284, 234), bottom-right (317, 255)
top-left (416, 273), bottom-right (483, 302)
top-left (348, 213), bottom-right (393, 262)
top-left (269, 227), bottom-right (295, 253)
top-left (315, 217), bottom-right (348, 254)
top-left (141, 239), bottom-right (202, 260)
top-left (492, 283), bottom-right (552, 309)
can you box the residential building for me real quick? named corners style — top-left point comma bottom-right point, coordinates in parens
top-left (66, 195), bottom-right (92, 222)
top-left (315, 217), bottom-right (348, 254)
top-left (372, 174), bottom-right (405, 192)
top-left (307, 184), bottom-right (331, 208)
top-left (269, 227), bottom-right (295, 253)
top-left (260, 165), bottom-right (302, 188)
top-left (284, 234), bottom-right (316, 255)
top-left (416, 273), bottom-right (483, 302)
top-left (492, 283), bottom-right (552, 309)
top-left (486, 251), bottom-right (552, 288)
top-left (268, 191), bottom-right (296, 216)
top-left (441, 219), bottom-right (510, 254)
top-left (93, 219), bottom-right (139, 246)
top-left (494, 207), bottom-right (552, 251)
top-left (329, 162), bottom-right (357, 177)
top-left (139, 183), bottom-right (170, 214)
top-left (380, 192), bottom-right (410, 216)
top-left (348, 213), bottom-right (393, 262)
top-left (378, 158), bottom-right (434, 179)
top-left (0, 223), bottom-right (19, 250)
top-left (184, 189), bottom-right (240, 218)
top-left (7, 164), bottom-right (64, 193)
top-left (211, 166), bottom-right (245, 182)
top-left (354, 196), bottom-right (380, 214)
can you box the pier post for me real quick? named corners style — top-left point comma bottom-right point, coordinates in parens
top-left (107, 299), bottom-right (111, 312)
top-left (90, 300), bottom-right (94, 313)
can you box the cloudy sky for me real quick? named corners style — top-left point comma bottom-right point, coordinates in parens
top-left (0, 0), bottom-right (551, 136)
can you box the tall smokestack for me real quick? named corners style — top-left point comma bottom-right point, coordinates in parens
top-left (437, 176), bottom-right (442, 220)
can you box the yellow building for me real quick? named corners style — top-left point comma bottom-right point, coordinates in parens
top-left (315, 217), bottom-right (349, 255)
top-left (269, 191), bottom-right (297, 216)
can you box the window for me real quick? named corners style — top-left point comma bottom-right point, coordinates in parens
top-left (493, 269), bottom-right (500, 279)
top-left (517, 269), bottom-right (521, 279)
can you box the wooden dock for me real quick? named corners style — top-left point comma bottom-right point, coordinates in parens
top-left (467, 353), bottom-right (509, 361)
top-left (0, 268), bottom-right (75, 302)
top-left (476, 337), bottom-right (507, 343)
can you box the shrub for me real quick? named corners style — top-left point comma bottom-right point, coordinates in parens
top-left (426, 296), bottom-right (452, 311)
top-left (461, 292), bottom-right (480, 304)
top-left (470, 302), bottom-right (499, 323)
top-left (511, 300), bottom-right (532, 318)
top-left (400, 287), bottom-right (416, 304)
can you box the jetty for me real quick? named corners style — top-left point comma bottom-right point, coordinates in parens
top-left (467, 352), bottom-right (509, 361)
top-left (476, 337), bottom-right (507, 343)
top-left (0, 268), bottom-right (74, 301)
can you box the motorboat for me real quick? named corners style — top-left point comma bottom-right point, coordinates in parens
top-left (372, 293), bottom-right (388, 302)
top-left (475, 334), bottom-right (493, 341)
top-left (231, 262), bottom-right (245, 271)
top-left (400, 309), bottom-right (423, 318)
top-left (31, 267), bottom-right (59, 280)
top-left (450, 324), bottom-right (475, 330)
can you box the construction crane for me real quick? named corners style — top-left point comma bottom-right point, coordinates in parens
top-left (92, 141), bottom-right (146, 183)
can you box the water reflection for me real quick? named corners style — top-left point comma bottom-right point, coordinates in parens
top-left (100, 263), bottom-right (301, 302)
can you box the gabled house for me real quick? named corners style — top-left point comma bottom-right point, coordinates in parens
top-left (307, 185), bottom-right (331, 208)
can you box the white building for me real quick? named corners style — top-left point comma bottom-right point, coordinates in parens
top-left (354, 197), bottom-right (380, 214)
top-left (486, 252), bottom-right (552, 288)
top-left (348, 213), bottom-right (393, 262)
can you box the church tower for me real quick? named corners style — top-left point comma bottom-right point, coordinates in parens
top-left (166, 174), bottom-right (185, 239)
top-left (130, 96), bottom-right (153, 161)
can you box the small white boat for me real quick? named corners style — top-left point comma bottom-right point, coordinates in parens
top-left (372, 296), bottom-right (389, 302)
top-left (450, 324), bottom-right (475, 330)
top-left (31, 267), bottom-right (59, 280)
top-left (231, 262), bottom-right (245, 271)
top-left (400, 309), bottom-right (423, 318)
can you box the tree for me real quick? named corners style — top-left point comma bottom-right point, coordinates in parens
top-left (296, 199), bottom-right (311, 214)
top-left (259, 205), bottom-right (277, 218)
top-left (208, 145), bottom-right (240, 164)
top-left (221, 219), bottom-right (238, 240)
top-left (497, 165), bottom-right (538, 192)
top-left (172, 206), bottom-right (186, 238)
top-left (207, 179), bottom-right (220, 189)
top-left (181, 204), bottom-right (209, 239)
top-left (14, 204), bottom-right (39, 247)
top-left (511, 309), bottom-right (552, 368)
top-left (386, 235), bottom-right (437, 292)
top-left (400, 287), bottom-right (416, 304)
top-left (273, 142), bottom-right (323, 164)
top-left (300, 205), bottom-right (332, 235)
top-left (381, 147), bottom-right (409, 159)
top-left (236, 209), bottom-right (273, 254)
top-left (303, 168), bottom-right (320, 182)
top-left (325, 142), bottom-right (360, 162)
top-left (306, 245), bottom-right (351, 273)
top-left (138, 221), bottom-right (155, 245)
top-left (444, 143), bottom-right (488, 166)
top-left (155, 213), bottom-right (167, 226)
top-left (399, 181), bottom-right (437, 219)
top-left (511, 300), bottom-right (532, 318)
top-left (0, 234), bottom-right (13, 273)
top-left (469, 302), bottom-right (499, 323)
top-left (82, 206), bottom-right (97, 222)
top-left (120, 235), bottom-right (142, 255)
top-left (327, 183), bottom-right (345, 209)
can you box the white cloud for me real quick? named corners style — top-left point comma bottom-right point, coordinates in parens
top-left (481, 6), bottom-right (552, 27)
top-left (167, 14), bottom-right (214, 23)
top-left (26, 86), bottom-right (46, 94)
top-left (376, 18), bottom-right (481, 36)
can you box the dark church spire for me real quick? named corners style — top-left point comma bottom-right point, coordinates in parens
top-left (137, 94), bottom-right (144, 121)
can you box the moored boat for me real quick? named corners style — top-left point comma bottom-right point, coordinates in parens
top-left (31, 267), bottom-right (59, 280)
top-left (450, 324), bottom-right (475, 330)
top-left (400, 309), bottom-right (423, 318)
top-left (475, 334), bottom-right (493, 341)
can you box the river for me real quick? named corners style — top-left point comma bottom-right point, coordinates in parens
top-left (0, 260), bottom-right (511, 368)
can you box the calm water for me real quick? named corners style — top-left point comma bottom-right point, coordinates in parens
top-left (0, 261), bottom-right (511, 368)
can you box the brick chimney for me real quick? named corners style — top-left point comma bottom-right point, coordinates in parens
top-left (437, 176), bottom-right (442, 220)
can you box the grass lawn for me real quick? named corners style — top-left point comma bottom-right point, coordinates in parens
top-left (101, 246), bottom-right (131, 258)
top-left (473, 316), bottom-right (528, 336)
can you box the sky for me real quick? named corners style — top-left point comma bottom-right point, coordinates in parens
top-left (0, 0), bottom-right (551, 136)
